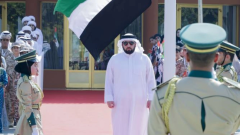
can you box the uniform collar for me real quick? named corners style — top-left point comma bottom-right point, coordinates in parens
top-left (223, 62), bottom-right (232, 69)
top-left (21, 74), bottom-right (31, 79)
top-left (188, 70), bottom-right (213, 79)
top-left (213, 63), bottom-right (217, 70)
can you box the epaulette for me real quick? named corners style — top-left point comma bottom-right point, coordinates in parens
top-left (152, 77), bottom-right (180, 91)
top-left (222, 77), bottom-right (240, 89)
top-left (224, 65), bottom-right (231, 71)
top-left (22, 75), bottom-right (30, 83)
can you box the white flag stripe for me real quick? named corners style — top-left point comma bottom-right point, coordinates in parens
top-left (68, 0), bottom-right (111, 38)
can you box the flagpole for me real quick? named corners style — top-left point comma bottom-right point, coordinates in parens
top-left (198, 0), bottom-right (203, 23)
top-left (163, 0), bottom-right (176, 82)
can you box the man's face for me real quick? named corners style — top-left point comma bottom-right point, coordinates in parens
top-left (23, 21), bottom-right (28, 26)
top-left (122, 40), bottom-right (136, 54)
top-left (23, 30), bottom-right (31, 35)
top-left (27, 40), bottom-right (32, 45)
top-left (1, 38), bottom-right (10, 49)
top-left (28, 24), bottom-right (35, 31)
top-left (12, 46), bottom-right (20, 55)
top-left (150, 38), bottom-right (156, 45)
top-left (217, 52), bottom-right (225, 65)
top-left (18, 35), bottom-right (24, 38)
top-left (32, 37), bottom-right (37, 41)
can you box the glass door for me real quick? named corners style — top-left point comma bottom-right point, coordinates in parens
top-left (66, 32), bottom-right (118, 89)
top-left (66, 31), bottom-right (92, 88)
top-left (91, 39), bottom-right (118, 88)
top-left (177, 4), bottom-right (222, 29)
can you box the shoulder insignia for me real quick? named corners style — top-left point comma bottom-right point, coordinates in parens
top-left (152, 77), bottom-right (181, 91)
top-left (224, 65), bottom-right (231, 71)
top-left (216, 65), bottom-right (221, 70)
top-left (222, 77), bottom-right (240, 89)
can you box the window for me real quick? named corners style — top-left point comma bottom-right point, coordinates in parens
top-left (0, 5), bottom-right (2, 32)
top-left (223, 6), bottom-right (237, 45)
top-left (121, 15), bottom-right (142, 42)
top-left (7, 2), bottom-right (25, 42)
top-left (94, 42), bottom-right (114, 70)
top-left (42, 3), bottom-right (64, 69)
top-left (158, 4), bottom-right (164, 36)
top-left (69, 31), bottom-right (89, 70)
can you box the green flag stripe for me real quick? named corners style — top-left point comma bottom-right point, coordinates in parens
top-left (54, 0), bottom-right (86, 17)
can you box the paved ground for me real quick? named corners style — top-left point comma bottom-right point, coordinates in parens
top-left (2, 127), bottom-right (240, 135)
top-left (2, 127), bottom-right (14, 135)
top-left (1, 90), bottom-right (240, 135)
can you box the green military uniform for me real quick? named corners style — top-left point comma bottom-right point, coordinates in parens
top-left (14, 50), bottom-right (44, 135)
top-left (148, 23), bottom-right (240, 135)
top-left (216, 41), bottom-right (239, 82)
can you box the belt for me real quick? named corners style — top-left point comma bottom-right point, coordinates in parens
top-left (32, 104), bottom-right (40, 110)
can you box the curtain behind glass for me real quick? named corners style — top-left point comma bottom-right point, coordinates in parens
top-left (223, 6), bottom-right (237, 45)
top-left (42, 3), bottom-right (64, 69)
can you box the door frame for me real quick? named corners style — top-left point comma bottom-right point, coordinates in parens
top-left (64, 16), bottom-right (92, 88)
top-left (0, 2), bottom-right (7, 31)
top-left (177, 4), bottom-right (223, 29)
top-left (91, 35), bottom-right (119, 89)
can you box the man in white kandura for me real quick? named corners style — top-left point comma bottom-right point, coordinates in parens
top-left (104, 33), bottom-right (156, 135)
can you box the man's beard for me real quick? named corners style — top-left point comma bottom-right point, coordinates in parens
top-left (123, 46), bottom-right (136, 54)
top-left (1, 44), bottom-right (8, 49)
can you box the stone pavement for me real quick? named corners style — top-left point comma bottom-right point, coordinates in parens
top-left (1, 127), bottom-right (15, 135)
top-left (1, 127), bottom-right (239, 135)
top-left (236, 129), bottom-right (240, 135)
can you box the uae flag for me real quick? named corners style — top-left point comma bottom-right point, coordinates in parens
top-left (54, 0), bottom-right (151, 60)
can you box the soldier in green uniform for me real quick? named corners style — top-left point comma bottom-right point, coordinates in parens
top-left (216, 41), bottom-right (239, 82)
top-left (148, 23), bottom-right (240, 135)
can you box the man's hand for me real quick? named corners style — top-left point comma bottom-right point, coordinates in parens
top-left (147, 100), bottom-right (151, 108)
top-left (107, 101), bottom-right (115, 108)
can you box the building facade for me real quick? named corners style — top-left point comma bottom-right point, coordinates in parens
top-left (0, 0), bottom-right (239, 90)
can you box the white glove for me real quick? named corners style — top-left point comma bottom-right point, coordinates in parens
top-left (32, 127), bottom-right (39, 135)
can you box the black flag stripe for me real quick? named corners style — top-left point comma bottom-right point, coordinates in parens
top-left (80, 0), bottom-right (152, 60)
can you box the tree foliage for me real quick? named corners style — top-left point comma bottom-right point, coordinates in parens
top-left (7, 3), bottom-right (25, 42)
